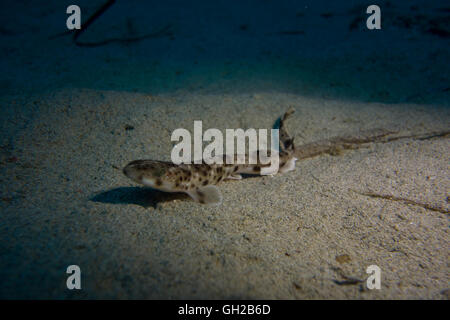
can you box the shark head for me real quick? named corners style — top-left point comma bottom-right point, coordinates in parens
top-left (123, 160), bottom-right (169, 187)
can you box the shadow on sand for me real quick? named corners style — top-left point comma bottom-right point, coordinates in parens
top-left (91, 174), bottom-right (263, 208)
top-left (90, 187), bottom-right (190, 208)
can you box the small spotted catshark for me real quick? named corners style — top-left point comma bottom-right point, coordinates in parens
top-left (123, 109), bottom-right (297, 204)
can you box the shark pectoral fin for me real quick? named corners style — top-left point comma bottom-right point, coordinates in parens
top-left (226, 174), bottom-right (242, 180)
top-left (261, 166), bottom-right (279, 176)
top-left (279, 157), bottom-right (298, 173)
top-left (186, 185), bottom-right (223, 205)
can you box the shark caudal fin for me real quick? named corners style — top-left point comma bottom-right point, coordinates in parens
top-left (275, 108), bottom-right (298, 173)
top-left (278, 107), bottom-right (295, 153)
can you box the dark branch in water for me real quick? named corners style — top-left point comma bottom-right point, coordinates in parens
top-left (73, 0), bottom-right (117, 43)
top-left (49, 0), bottom-right (173, 47)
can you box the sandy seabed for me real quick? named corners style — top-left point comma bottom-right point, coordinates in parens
top-left (1, 88), bottom-right (448, 299)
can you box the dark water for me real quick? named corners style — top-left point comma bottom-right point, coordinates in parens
top-left (1, 0), bottom-right (449, 104)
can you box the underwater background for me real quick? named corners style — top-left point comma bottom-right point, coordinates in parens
top-left (0, 0), bottom-right (449, 299)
